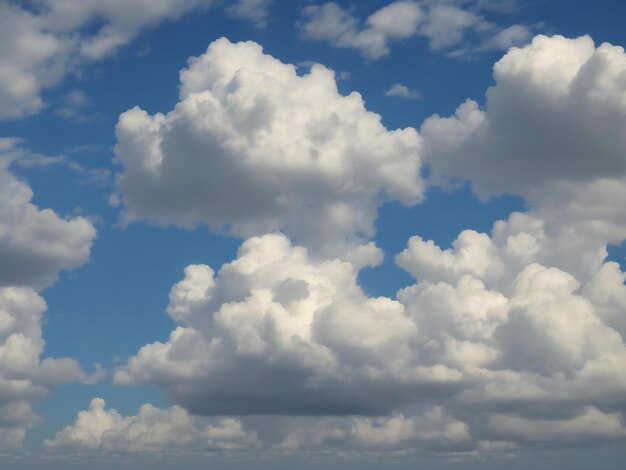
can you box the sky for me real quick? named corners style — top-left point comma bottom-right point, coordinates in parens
top-left (1, 0), bottom-right (626, 468)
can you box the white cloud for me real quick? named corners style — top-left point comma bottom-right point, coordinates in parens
top-left (113, 38), bottom-right (423, 257)
top-left (299, 1), bottom-right (531, 59)
top-left (386, 83), bottom-right (421, 99)
top-left (45, 398), bottom-right (258, 453)
top-left (0, 139), bottom-right (96, 290)
top-left (422, 35), bottom-right (626, 199)
top-left (226, 0), bottom-right (273, 28)
top-left (0, 0), bottom-right (217, 120)
top-left (115, 233), bottom-right (461, 416)
top-left (487, 407), bottom-right (626, 444)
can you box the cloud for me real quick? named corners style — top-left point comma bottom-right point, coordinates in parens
top-left (422, 35), bottom-right (626, 200)
top-left (114, 233), bottom-right (458, 417)
top-left (299, 1), bottom-right (531, 60)
top-left (385, 83), bottom-right (421, 99)
top-left (0, 286), bottom-right (101, 450)
top-left (115, 217), bottom-right (626, 450)
top-left (47, 398), bottom-right (474, 456)
top-left (113, 38), bottom-right (423, 257)
top-left (226, 0), bottom-right (273, 28)
top-left (0, 139), bottom-right (96, 289)
top-left (0, 0), bottom-right (217, 120)
top-left (45, 398), bottom-right (258, 453)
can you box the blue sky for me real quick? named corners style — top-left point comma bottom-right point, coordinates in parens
top-left (1, 0), bottom-right (626, 467)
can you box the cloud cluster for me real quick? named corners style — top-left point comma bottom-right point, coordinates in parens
top-left (114, 38), bottom-right (422, 256)
top-left (47, 401), bottom-right (472, 455)
top-left (0, 139), bottom-right (98, 449)
top-left (106, 32), bottom-right (626, 454)
top-left (113, 221), bottom-right (626, 451)
top-left (300, 0), bottom-right (532, 59)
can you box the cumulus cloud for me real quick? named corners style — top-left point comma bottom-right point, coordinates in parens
top-left (115, 233), bottom-right (458, 416)
top-left (113, 38), bottom-right (423, 257)
top-left (0, 139), bottom-right (96, 290)
top-left (0, 0), bottom-right (217, 120)
top-left (299, 1), bottom-right (531, 59)
top-left (45, 398), bottom-right (258, 453)
top-left (422, 35), bottom-right (626, 200)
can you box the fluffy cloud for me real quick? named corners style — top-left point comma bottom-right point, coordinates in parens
top-left (113, 38), bottom-right (422, 256)
top-left (45, 398), bottom-right (258, 453)
top-left (422, 35), bottom-right (626, 200)
top-left (300, 1), bottom-right (531, 59)
top-left (0, 0), bottom-right (216, 119)
top-left (115, 233), bottom-right (458, 416)
top-left (0, 139), bottom-right (96, 289)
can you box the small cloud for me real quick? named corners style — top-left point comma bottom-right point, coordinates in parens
top-left (385, 83), bottom-right (421, 100)
top-left (338, 71), bottom-right (351, 81)
top-left (226, 0), bottom-right (273, 28)
top-left (56, 90), bottom-right (101, 123)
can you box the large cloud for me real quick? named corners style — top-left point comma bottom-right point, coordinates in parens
top-left (114, 233), bottom-right (458, 416)
top-left (115, 223), bottom-right (626, 450)
top-left (113, 38), bottom-right (423, 256)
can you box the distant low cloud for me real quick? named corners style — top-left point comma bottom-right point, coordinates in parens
top-left (46, 398), bottom-right (258, 453)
